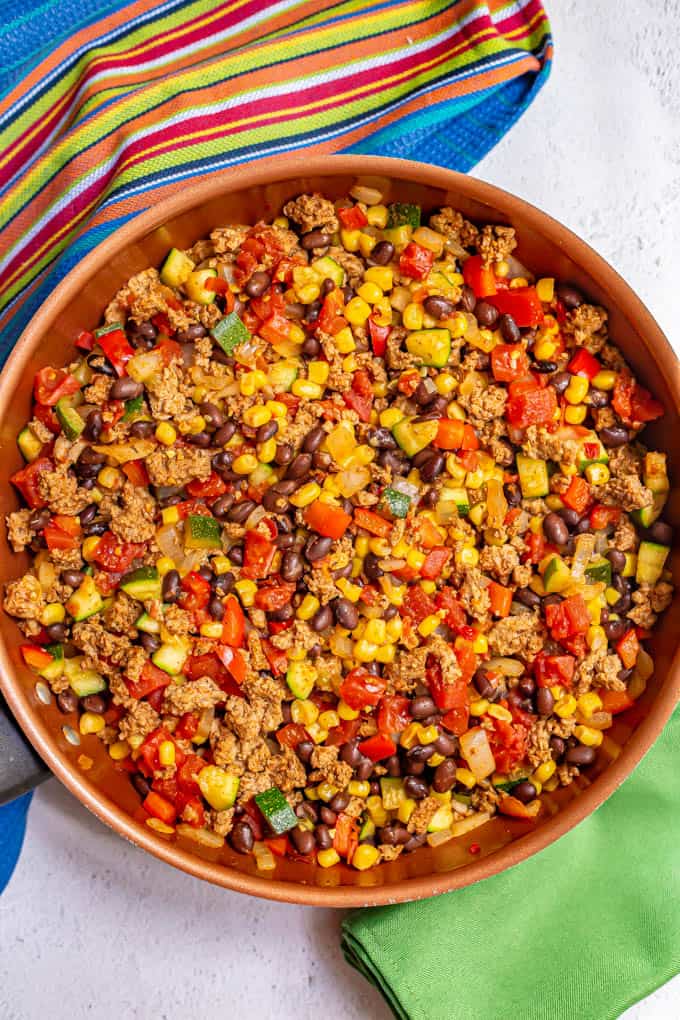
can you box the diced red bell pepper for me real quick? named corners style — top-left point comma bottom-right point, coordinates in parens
top-left (506, 385), bottom-right (557, 428)
top-left (344, 369), bottom-right (374, 422)
top-left (92, 531), bottom-right (146, 572)
top-left (488, 709), bottom-right (530, 775)
top-left (216, 645), bottom-right (247, 685)
top-left (433, 419), bottom-right (464, 450)
top-left (261, 638), bottom-right (288, 677)
top-left (75, 330), bottom-right (95, 352)
top-left (420, 547), bottom-right (451, 580)
top-left (401, 584), bottom-right (438, 624)
top-left (612, 373), bottom-right (664, 425)
top-left (597, 689), bottom-right (635, 715)
top-left (242, 529), bottom-right (276, 581)
top-left (316, 287), bottom-right (346, 336)
top-left (462, 255), bottom-right (497, 298)
top-left (254, 581), bottom-right (296, 612)
top-left (10, 457), bottom-right (53, 508)
top-left (353, 507), bottom-right (392, 538)
top-left (427, 661), bottom-right (471, 728)
top-left (178, 571), bottom-right (211, 613)
top-left (435, 588), bottom-right (468, 633)
top-left (562, 475), bottom-right (591, 514)
top-left (176, 754), bottom-right (205, 794)
top-left (358, 733), bottom-right (397, 761)
top-left (184, 653), bottom-right (238, 696)
top-left (304, 500), bottom-right (352, 540)
top-left (488, 287), bottom-right (544, 328)
top-left (333, 812), bottom-right (358, 860)
top-left (176, 793), bottom-right (206, 828)
top-left (20, 644), bottom-right (54, 671)
top-left (399, 242), bottom-right (434, 281)
top-left (590, 504), bottom-right (622, 530)
top-left (416, 516), bottom-right (446, 550)
top-left (126, 661), bottom-right (172, 701)
top-left (454, 636), bottom-right (478, 682)
top-left (33, 402), bottom-right (61, 435)
top-left (33, 367), bottom-right (81, 406)
top-left (121, 459), bottom-right (150, 488)
top-left (175, 713), bottom-right (200, 741)
top-left (325, 717), bottom-right (362, 747)
top-left (567, 348), bottom-right (601, 379)
top-left (276, 723), bottom-right (309, 749)
top-left (616, 628), bottom-right (640, 670)
top-left (337, 204), bottom-right (368, 229)
top-left (377, 695), bottom-right (411, 735)
top-left (339, 667), bottom-right (387, 710)
top-left (491, 343), bottom-right (529, 382)
top-left (260, 307), bottom-right (292, 345)
top-left (524, 531), bottom-right (546, 564)
top-left (97, 328), bottom-right (135, 377)
top-left (186, 472), bottom-right (227, 502)
top-left (143, 791), bottom-right (177, 826)
top-left (220, 594), bottom-right (245, 648)
top-left (44, 515), bottom-right (81, 551)
top-left (487, 581), bottom-right (513, 618)
top-left (533, 652), bottom-right (576, 688)
top-left (368, 318), bottom-right (390, 357)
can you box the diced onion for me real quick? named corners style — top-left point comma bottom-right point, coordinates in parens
top-left (176, 824), bottom-right (225, 849)
top-left (571, 534), bottom-right (596, 582)
top-left (484, 657), bottom-right (525, 677)
top-left (390, 286), bottom-right (411, 312)
top-left (504, 254), bottom-right (533, 282)
top-left (349, 184), bottom-right (384, 205)
top-left (413, 226), bottom-right (445, 255)
top-left (193, 707), bottom-right (215, 744)
top-left (427, 829), bottom-right (454, 848)
top-left (485, 478), bottom-right (508, 529)
top-left (450, 811), bottom-right (491, 837)
top-left (245, 504), bottom-right (267, 529)
top-left (379, 557), bottom-right (407, 572)
top-left (391, 478), bottom-right (420, 501)
top-left (338, 466), bottom-right (371, 497)
top-left (459, 727), bottom-right (496, 780)
top-left (583, 711), bottom-right (613, 731)
top-left (253, 842), bottom-right (277, 871)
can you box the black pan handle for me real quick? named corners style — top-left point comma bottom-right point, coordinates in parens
top-left (0, 693), bottom-right (49, 805)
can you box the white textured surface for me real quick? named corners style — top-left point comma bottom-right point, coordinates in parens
top-left (2, 2), bottom-right (680, 1018)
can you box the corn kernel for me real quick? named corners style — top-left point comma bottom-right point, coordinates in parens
top-left (154, 423), bottom-right (176, 448)
top-left (40, 602), bottom-right (66, 627)
top-left (257, 438), bottom-right (277, 464)
top-left (317, 781), bottom-right (338, 803)
top-left (545, 494), bottom-right (565, 511)
top-left (554, 694), bottom-right (577, 718)
top-left (494, 259), bottom-right (510, 278)
top-left (406, 548), bottom-right (426, 570)
top-left (435, 372), bottom-right (456, 396)
top-left (402, 302), bottom-right (423, 331)
top-left (198, 621), bottom-right (222, 639)
top-left (232, 453), bottom-right (258, 475)
top-left (108, 740), bottom-right (131, 761)
top-left (565, 404), bottom-right (587, 425)
top-left (591, 369), bottom-right (616, 391)
top-left (470, 699), bottom-right (489, 717)
top-left (297, 594), bottom-right (321, 621)
top-left (161, 505), bottom-right (180, 526)
top-left (297, 283), bottom-right (321, 304)
top-left (266, 400), bottom-right (287, 418)
top-left (290, 481), bottom-right (321, 508)
top-left (487, 704), bottom-right (513, 723)
top-left (235, 579), bottom-right (257, 606)
top-left (338, 701), bottom-right (360, 723)
top-left (82, 535), bottom-right (101, 562)
top-left (239, 372), bottom-right (257, 396)
top-left (379, 407), bottom-right (405, 429)
top-left (574, 724), bottom-right (603, 748)
top-left (317, 848), bottom-right (341, 868)
top-left (456, 768), bottom-right (477, 789)
top-left (352, 844), bottom-right (380, 871)
top-left (385, 617), bottom-right (403, 642)
top-left (375, 645), bottom-right (396, 664)
top-left (288, 324), bottom-right (305, 345)
top-left (418, 613), bottom-right (441, 638)
top-left (357, 281), bottom-right (383, 304)
top-left (291, 379), bottom-right (323, 400)
top-left (365, 266), bottom-right (393, 290)
top-left (192, 385), bottom-right (208, 404)
top-left (158, 740), bottom-right (176, 767)
top-left (585, 463), bottom-right (610, 486)
top-left (577, 692), bottom-right (603, 718)
top-left (273, 215), bottom-right (289, 228)
top-left (334, 326), bottom-right (356, 353)
top-left (291, 699), bottom-right (320, 726)
top-left (565, 375), bottom-right (590, 404)
top-left (345, 296), bottom-right (372, 326)
top-left (337, 577), bottom-right (362, 602)
top-left (208, 555), bottom-right (229, 576)
top-left (79, 711), bottom-right (105, 735)
top-left (534, 339), bottom-right (557, 361)
top-left (354, 444), bottom-right (376, 466)
top-left (364, 619), bottom-right (387, 645)
top-left (308, 361), bottom-right (330, 386)
top-left (358, 232), bottom-right (377, 258)
top-left (242, 405), bottom-right (272, 428)
top-left (417, 725), bottom-right (439, 746)
top-left (533, 760), bottom-right (557, 785)
top-left (536, 277), bottom-right (555, 303)
top-left (456, 546), bottom-right (479, 568)
top-left (366, 796), bottom-right (388, 826)
top-left (366, 204), bottom-right (388, 228)
top-left (509, 276), bottom-right (529, 288)
top-left (97, 465), bottom-right (122, 490)
top-left (353, 639), bottom-right (378, 662)
top-left (472, 633), bottom-right (488, 655)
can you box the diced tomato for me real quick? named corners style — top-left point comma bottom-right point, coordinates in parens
top-left (260, 308), bottom-right (292, 345)
top-left (416, 516), bottom-right (446, 550)
top-left (377, 696), bottom-right (411, 735)
top-left (176, 794), bottom-right (206, 828)
top-left (276, 723), bottom-right (309, 749)
top-left (616, 628), bottom-right (640, 670)
top-left (435, 588), bottom-right (468, 633)
top-left (567, 348), bottom-right (601, 379)
top-left (353, 507), bottom-right (392, 538)
top-left (597, 688), bottom-right (635, 715)
top-left (143, 791), bottom-right (177, 825)
top-left (219, 594), bottom-right (245, 648)
top-left (524, 531), bottom-right (546, 564)
top-left (427, 656), bottom-right (471, 719)
top-left (401, 585), bottom-right (438, 624)
top-left (254, 580), bottom-right (296, 612)
top-left (10, 457), bottom-right (53, 508)
top-left (462, 255), bottom-right (497, 298)
top-left (487, 581), bottom-right (513, 618)
top-left (612, 373), bottom-right (664, 425)
top-left (358, 733), bottom-right (397, 761)
top-left (590, 504), bottom-right (622, 530)
top-left (215, 645), bottom-right (247, 685)
top-left (175, 713), bottom-right (200, 741)
top-left (241, 798), bottom-right (265, 841)
top-left (433, 418), bottom-right (464, 450)
top-left (75, 330), bottom-right (95, 352)
top-left (339, 667), bottom-right (387, 710)
top-left (261, 638), bottom-right (288, 677)
top-left (138, 727), bottom-right (175, 774)
top-left (126, 661), bottom-right (172, 701)
top-left (506, 385), bottom-right (557, 428)
top-left (316, 287), bottom-right (346, 336)
top-left (368, 318), bottom-right (390, 357)
top-left (562, 475), bottom-right (591, 514)
top-left (176, 754), bottom-right (204, 793)
top-left (93, 531), bottom-right (145, 573)
top-left (454, 636), bottom-right (478, 682)
top-left (268, 619), bottom-right (293, 636)
top-left (184, 653), bottom-right (227, 684)
top-left (33, 402), bottom-right (61, 435)
top-left (121, 459), bottom-right (150, 488)
top-left (186, 472), bottom-right (227, 502)
top-left (488, 287), bottom-right (544, 328)
top-left (544, 595), bottom-right (591, 642)
top-left (337, 204), bottom-right (368, 229)
top-left (533, 652), bottom-right (576, 688)
top-left (420, 547), bottom-right (451, 580)
top-left (33, 367), bottom-right (81, 406)
top-left (488, 703), bottom-right (531, 774)
top-left (399, 242), bottom-right (434, 281)
top-left (343, 369), bottom-right (373, 422)
top-left (304, 500), bottom-right (351, 540)
top-left (178, 571), bottom-right (211, 613)
top-left (97, 328), bottom-right (135, 377)
top-left (491, 343), bottom-right (529, 382)
top-left (242, 529), bottom-right (276, 581)
top-left (440, 703), bottom-right (470, 736)
top-left (44, 515), bottom-right (81, 551)
top-left (325, 717), bottom-right (362, 747)
top-left (397, 369), bottom-right (421, 397)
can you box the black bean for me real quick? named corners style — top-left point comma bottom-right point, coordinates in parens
top-left (551, 371), bottom-right (571, 396)
top-left (409, 744), bottom-right (436, 765)
top-left (600, 426), bottom-right (630, 448)
top-left (459, 284), bottom-right (476, 312)
top-left (161, 570), bottom-right (180, 603)
top-left (83, 409), bottom-right (104, 442)
top-left (536, 687), bottom-right (554, 717)
top-left (368, 427), bottom-right (397, 450)
top-left (363, 552), bottom-right (384, 583)
top-left (565, 745), bottom-right (597, 766)
top-left (214, 422), bottom-right (237, 446)
top-left (500, 482), bottom-right (520, 509)
top-left (498, 313), bottom-right (520, 343)
top-left (419, 452), bottom-right (445, 482)
top-left (81, 694), bottom-right (106, 714)
top-left (176, 323), bottom-right (206, 342)
top-left (534, 360), bottom-right (558, 374)
top-left (517, 676), bottom-right (536, 700)
top-left (245, 270), bottom-right (271, 298)
top-left (370, 240), bottom-right (395, 265)
top-left (198, 402), bottom-right (224, 431)
top-left (355, 759), bottom-right (373, 781)
top-left (56, 689), bottom-right (78, 714)
top-left (543, 512), bottom-right (569, 546)
top-left (311, 605), bottom-right (333, 632)
top-left (340, 741), bottom-right (362, 767)
top-left (558, 507), bottom-right (581, 529)
top-left (603, 618), bottom-right (627, 643)
top-left (403, 832), bottom-right (427, 854)
top-left (301, 230), bottom-right (331, 250)
top-left (474, 300), bottom-right (499, 328)
top-left (304, 536), bottom-right (332, 563)
top-left (110, 377), bottom-right (143, 401)
top-left (320, 278), bottom-right (335, 298)
top-left (294, 741), bottom-right (313, 765)
top-left (423, 295), bottom-right (455, 320)
top-left (87, 354), bottom-right (115, 377)
top-left (574, 517), bottom-right (591, 535)
top-left (606, 549), bottom-right (626, 573)
top-left (83, 519), bottom-right (108, 537)
top-left (513, 781), bottom-right (537, 804)
top-left (212, 493), bottom-right (235, 521)
top-left (332, 597), bottom-right (359, 630)
top-left (550, 736), bottom-right (566, 761)
top-left (301, 336), bottom-right (321, 358)
top-left (588, 388), bottom-right (609, 409)
top-left (129, 774), bottom-right (150, 801)
top-left (230, 821), bottom-right (254, 854)
top-left (290, 827), bottom-right (316, 856)
top-left (431, 759), bottom-right (456, 793)
top-left (186, 430), bottom-right (212, 448)
top-left (197, 565), bottom-right (214, 583)
top-left (613, 593), bottom-right (632, 614)
top-left (314, 824), bottom-right (333, 849)
top-left (44, 622), bottom-right (67, 644)
top-left (403, 776), bottom-right (429, 800)
top-left (327, 792), bottom-right (348, 815)
top-left (79, 444), bottom-right (106, 466)
top-left (515, 587), bottom-right (541, 609)
top-left (140, 632), bottom-right (161, 654)
top-left (433, 734), bottom-right (456, 759)
top-left (129, 420), bottom-right (154, 439)
top-left (213, 574), bottom-right (235, 598)
top-left (272, 442), bottom-right (292, 467)
top-left (319, 806), bottom-right (337, 826)
top-left (649, 520), bottom-right (673, 546)
top-left (409, 696), bottom-right (435, 719)
top-left (256, 420), bottom-right (278, 445)
top-left (61, 569), bottom-right (85, 588)
top-left (296, 801), bottom-right (318, 823)
top-left (279, 549), bottom-right (303, 583)
top-left (286, 453), bottom-right (312, 480)
top-left (227, 500), bottom-right (256, 523)
top-left (413, 381), bottom-right (436, 407)
top-left (556, 283), bottom-right (583, 310)
top-left (208, 596), bottom-right (225, 621)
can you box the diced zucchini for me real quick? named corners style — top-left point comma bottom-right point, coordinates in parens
top-left (160, 247), bottom-right (195, 288)
top-left (286, 661), bottom-right (316, 700)
top-left (270, 337), bottom-right (304, 358)
top-left (438, 487), bottom-right (470, 517)
top-left (493, 776), bottom-right (528, 793)
top-left (379, 487), bottom-right (411, 520)
top-left (543, 555), bottom-right (572, 593)
top-left (38, 644), bottom-right (64, 681)
top-left (69, 668), bottom-right (107, 698)
top-left (382, 225), bottom-right (412, 249)
top-left (55, 399), bottom-right (85, 441)
top-left (585, 558), bottom-right (612, 585)
top-left (516, 454), bottom-right (549, 498)
top-left (184, 268), bottom-right (217, 304)
top-left (248, 463), bottom-right (275, 490)
top-left (636, 541), bottom-right (670, 585)
top-left (135, 611), bottom-right (161, 634)
top-left (120, 567), bottom-right (161, 601)
top-left (379, 777), bottom-right (404, 809)
top-left (185, 514), bottom-right (221, 550)
top-left (644, 451), bottom-right (669, 494)
top-left (197, 765), bottom-right (240, 811)
top-left (577, 432), bottom-right (609, 471)
top-left (17, 426), bottom-right (43, 463)
top-left (267, 358), bottom-right (299, 392)
top-left (254, 786), bottom-right (298, 835)
top-left (633, 492), bottom-right (667, 528)
top-left (622, 553), bottom-right (637, 578)
top-left (122, 394), bottom-right (144, 421)
top-left (386, 202), bottom-right (421, 230)
top-left (392, 417), bottom-right (438, 457)
top-left (211, 311), bottom-right (251, 355)
top-left (65, 576), bottom-right (105, 622)
top-left (152, 637), bottom-right (190, 676)
top-left (405, 328), bottom-right (451, 368)
top-left (358, 817), bottom-right (376, 841)
top-left (312, 255), bottom-right (345, 287)
top-left (94, 322), bottom-right (124, 338)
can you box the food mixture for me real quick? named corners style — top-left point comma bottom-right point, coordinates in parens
top-left (4, 182), bottom-right (673, 872)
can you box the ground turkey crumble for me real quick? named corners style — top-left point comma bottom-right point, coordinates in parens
top-left (488, 612), bottom-right (545, 659)
top-left (283, 193), bottom-right (339, 235)
top-left (146, 446), bottom-right (212, 487)
top-left (109, 482), bottom-right (156, 543)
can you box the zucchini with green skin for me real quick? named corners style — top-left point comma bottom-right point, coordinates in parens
top-left (65, 576), bottom-right (105, 621)
top-left (644, 451), bottom-right (669, 494)
top-left (392, 417), bottom-right (438, 457)
top-left (438, 487), bottom-right (470, 517)
top-left (312, 255), bottom-right (344, 287)
top-left (516, 454), bottom-right (549, 498)
top-left (636, 541), bottom-right (670, 585)
top-left (210, 311), bottom-right (251, 355)
top-left (160, 248), bottom-right (195, 288)
top-left (94, 322), bottom-right (124, 338)
top-left (120, 567), bottom-right (162, 600)
top-left (386, 202), bottom-right (421, 230)
top-left (69, 667), bottom-right (108, 697)
top-left (255, 786), bottom-right (298, 834)
top-left (122, 394), bottom-right (145, 421)
top-left (152, 637), bottom-right (190, 675)
top-left (634, 492), bottom-right (667, 528)
top-left (379, 777), bottom-right (404, 809)
top-left (405, 329), bottom-right (451, 368)
top-left (55, 399), bottom-right (85, 441)
top-left (379, 487), bottom-right (411, 520)
top-left (17, 426), bottom-right (43, 462)
top-left (185, 514), bottom-right (221, 550)
top-left (577, 432), bottom-right (609, 471)
top-left (184, 268), bottom-right (217, 304)
top-left (585, 558), bottom-right (612, 585)
top-left (543, 555), bottom-right (571, 593)
top-left (358, 817), bottom-right (375, 841)
top-left (38, 644), bottom-right (64, 681)
top-left (197, 766), bottom-right (240, 811)
top-left (135, 611), bottom-right (161, 634)
top-left (286, 661), bottom-right (316, 700)
top-left (267, 358), bottom-right (299, 392)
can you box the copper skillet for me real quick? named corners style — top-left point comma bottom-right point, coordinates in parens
top-left (0, 155), bottom-right (679, 906)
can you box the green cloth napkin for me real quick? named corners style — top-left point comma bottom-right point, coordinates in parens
top-left (342, 706), bottom-right (680, 1020)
